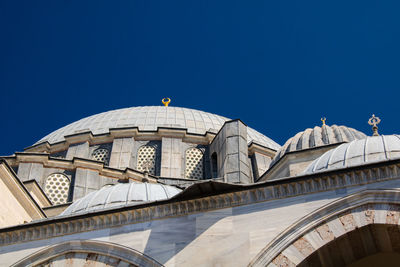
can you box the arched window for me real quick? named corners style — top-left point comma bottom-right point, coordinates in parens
top-left (44, 173), bottom-right (70, 205)
top-left (137, 146), bottom-right (156, 175)
top-left (185, 148), bottom-right (204, 179)
top-left (91, 148), bottom-right (109, 163)
top-left (211, 152), bottom-right (218, 178)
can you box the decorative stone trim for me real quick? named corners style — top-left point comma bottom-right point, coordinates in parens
top-left (1, 161), bottom-right (400, 247)
top-left (2, 153), bottom-right (158, 183)
top-left (12, 239), bottom-right (163, 267)
top-left (249, 190), bottom-right (400, 267)
top-left (24, 128), bottom-right (218, 154)
top-left (247, 142), bottom-right (276, 157)
top-left (24, 127), bottom-right (275, 161)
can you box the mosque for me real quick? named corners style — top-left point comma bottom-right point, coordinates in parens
top-left (0, 99), bottom-right (399, 267)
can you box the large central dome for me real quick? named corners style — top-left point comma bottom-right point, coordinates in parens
top-left (36, 106), bottom-right (280, 150)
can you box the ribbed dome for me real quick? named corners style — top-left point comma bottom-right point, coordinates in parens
top-left (61, 183), bottom-right (181, 215)
top-left (304, 135), bottom-right (400, 174)
top-left (36, 106), bottom-right (280, 150)
top-left (271, 125), bottom-right (367, 165)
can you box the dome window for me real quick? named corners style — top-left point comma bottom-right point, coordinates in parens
top-left (91, 148), bottom-right (109, 163)
top-left (137, 146), bottom-right (156, 175)
top-left (185, 148), bottom-right (204, 179)
top-left (44, 173), bottom-right (70, 205)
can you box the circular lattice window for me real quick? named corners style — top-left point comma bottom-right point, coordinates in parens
top-left (137, 146), bottom-right (156, 175)
top-left (44, 173), bottom-right (70, 205)
top-left (185, 148), bottom-right (204, 179)
top-left (92, 148), bottom-right (109, 163)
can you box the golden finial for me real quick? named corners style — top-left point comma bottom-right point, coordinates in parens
top-left (162, 98), bottom-right (171, 107)
top-left (368, 114), bottom-right (381, 136)
top-left (321, 117), bottom-right (326, 126)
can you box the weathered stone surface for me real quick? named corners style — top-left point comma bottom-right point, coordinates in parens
top-left (339, 212), bottom-right (357, 232)
top-left (272, 254), bottom-right (295, 267)
top-left (316, 224), bottom-right (335, 242)
top-left (293, 237), bottom-right (315, 257)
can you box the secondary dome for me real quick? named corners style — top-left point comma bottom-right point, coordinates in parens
top-left (271, 125), bottom-right (367, 165)
top-left (36, 106), bottom-right (280, 150)
top-left (304, 135), bottom-right (400, 174)
top-left (61, 183), bottom-right (181, 215)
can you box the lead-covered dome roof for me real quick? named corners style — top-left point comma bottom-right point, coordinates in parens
top-left (61, 183), bottom-right (181, 215)
top-left (304, 135), bottom-right (400, 174)
top-left (271, 125), bottom-right (367, 165)
top-left (36, 106), bottom-right (280, 150)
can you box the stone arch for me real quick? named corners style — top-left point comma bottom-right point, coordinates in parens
top-left (12, 239), bottom-right (164, 267)
top-left (249, 189), bottom-right (400, 267)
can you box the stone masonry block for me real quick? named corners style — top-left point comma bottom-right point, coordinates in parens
top-left (226, 172), bottom-right (240, 183)
top-left (119, 152), bottom-right (132, 168)
top-left (74, 168), bottom-right (87, 187)
top-left (239, 121), bottom-right (247, 137)
top-left (86, 169), bottom-right (100, 189)
top-left (112, 138), bottom-right (123, 153)
top-left (121, 138), bottom-right (134, 153)
top-left (226, 136), bottom-right (239, 154)
top-left (66, 142), bottom-right (89, 159)
top-left (17, 163), bottom-right (31, 181)
top-left (226, 154), bottom-right (240, 173)
top-left (225, 121), bottom-right (239, 137)
top-left (72, 186), bottom-right (85, 200)
top-left (29, 163), bottom-right (44, 183)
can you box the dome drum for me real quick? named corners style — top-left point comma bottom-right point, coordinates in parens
top-left (24, 107), bottom-right (280, 185)
top-left (260, 125), bottom-right (367, 181)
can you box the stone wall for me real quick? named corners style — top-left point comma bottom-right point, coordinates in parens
top-left (210, 120), bottom-right (251, 183)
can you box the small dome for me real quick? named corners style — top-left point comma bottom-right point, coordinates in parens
top-left (36, 106), bottom-right (280, 150)
top-left (304, 135), bottom-right (400, 174)
top-left (61, 183), bottom-right (181, 215)
top-left (271, 125), bottom-right (367, 165)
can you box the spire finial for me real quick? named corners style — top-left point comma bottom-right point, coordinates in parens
top-left (162, 98), bottom-right (171, 107)
top-left (368, 114), bottom-right (381, 136)
top-left (321, 117), bottom-right (326, 126)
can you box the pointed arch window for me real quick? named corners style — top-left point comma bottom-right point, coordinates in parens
top-left (44, 173), bottom-right (70, 205)
top-left (185, 148), bottom-right (204, 179)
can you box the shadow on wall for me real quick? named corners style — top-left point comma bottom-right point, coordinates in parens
top-left (143, 209), bottom-right (225, 264)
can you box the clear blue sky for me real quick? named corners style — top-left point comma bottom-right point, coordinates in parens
top-left (1, 1), bottom-right (399, 155)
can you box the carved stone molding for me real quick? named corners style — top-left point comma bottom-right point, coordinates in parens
top-left (3, 153), bottom-right (158, 183)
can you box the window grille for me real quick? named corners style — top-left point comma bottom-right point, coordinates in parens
top-left (185, 148), bottom-right (204, 179)
top-left (44, 173), bottom-right (70, 205)
top-left (137, 146), bottom-right (156, 175)
top-left (92, 148), bottom-right (109, 163)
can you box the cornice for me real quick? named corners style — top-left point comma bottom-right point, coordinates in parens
top-left (248, 142), bottom-right (276, 158)
top-left (2, 153), bottom-right (158, 183)
top-left (24, 125), bottom-right (276, 157)
top-left (24, 127), bottom-right (218, 153)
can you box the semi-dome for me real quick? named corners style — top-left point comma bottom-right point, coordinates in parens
top-left (36, 106), bottom-right (280, 150)
top-left (304, 135), bottom-right (400, 174)
top-left (271, 125), bottom-right (367, 165)
top-left (61, 183), bottom-right (182, 215)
